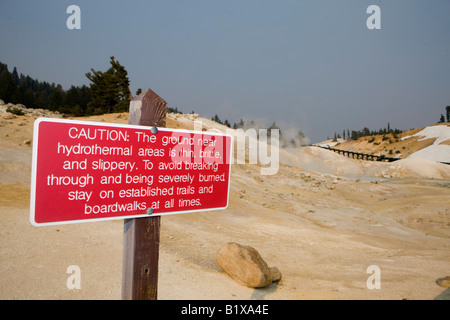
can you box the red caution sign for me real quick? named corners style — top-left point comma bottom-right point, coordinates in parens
top-left (30, 118), bottom-right (232, 226)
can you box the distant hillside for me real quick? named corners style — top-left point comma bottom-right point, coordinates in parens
top-left (317, 123), bottom-right (450, 163)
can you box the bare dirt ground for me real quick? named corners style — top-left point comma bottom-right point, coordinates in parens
top-left (0, 112), bottom-right (449, 300)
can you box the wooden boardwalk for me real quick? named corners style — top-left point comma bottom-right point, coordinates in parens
top-left (315, 145), bottom-right (400, 162)
top-left (314, 145), bottom-right (450, 166)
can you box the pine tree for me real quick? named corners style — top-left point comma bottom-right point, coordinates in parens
top-left (11, 67), bottom-right (19, 85)
top-left (0, 69), bottom-right (15, 102)
top-left (23, 88), bottom-right (35, 106)
top-left (48, 85), bottom-right (64, 111)
top-left (211, 114), bottom-right (222, 124)
top-left (11, 86), bottom-right (24, 104)
top-left (85, 56), bottom-right (131, 115)
top-left (109, 57), bottom-right (131, 112)
top-left (446, 106), bottom-right (450, 122)
top-left (332, 132), bottom-right (337, 142)
top-left (268, 121), bottom-right (282, 140)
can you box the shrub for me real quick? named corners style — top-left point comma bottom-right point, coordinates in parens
top-left (6, 106), bottom-right (24, 116)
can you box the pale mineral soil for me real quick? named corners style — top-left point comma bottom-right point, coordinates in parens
top-left (0, 111), bottom-right (449, 300)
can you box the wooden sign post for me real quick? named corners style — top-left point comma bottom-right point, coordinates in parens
top-left (121, 89), bottom-right (167, 300)
top-left (30, 88), bottom-right (232, 299)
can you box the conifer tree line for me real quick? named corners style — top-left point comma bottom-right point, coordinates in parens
top-left (330, 123), bottom-right (403, 142)
top-left (0, 57), bottom-right (310, 146)
top-left (439, 106), bottom-right (450, 123)
top-left (0, 57), bottom-right (130, 116)
top-left (333, 106), bottom-right (450, 142)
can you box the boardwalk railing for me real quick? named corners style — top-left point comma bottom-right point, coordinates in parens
top-left (314, 145), bottom-right (401, 162)
top-left (313, 145), bottom-right (450, 166)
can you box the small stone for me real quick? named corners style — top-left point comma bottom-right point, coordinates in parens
top-left (254, 176), bottom-right (264, 183)
top-left (2, 113), bottom-right (15, 120)
top-left (436, 276), bottom-right (450, 288)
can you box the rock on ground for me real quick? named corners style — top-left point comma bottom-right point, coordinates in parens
top-left (436, 276), bottom-right (450, 288)
top-left (216, 242), bottom-right (281, 288)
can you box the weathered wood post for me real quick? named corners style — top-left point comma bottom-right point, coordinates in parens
top-left (121, 89), bottom-right (167, 300)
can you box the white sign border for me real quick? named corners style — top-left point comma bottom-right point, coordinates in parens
top-left (30, 117), bottom-right (232, 227)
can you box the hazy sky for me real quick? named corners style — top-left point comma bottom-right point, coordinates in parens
top-left (1, 0), bottom-right (449, 142)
